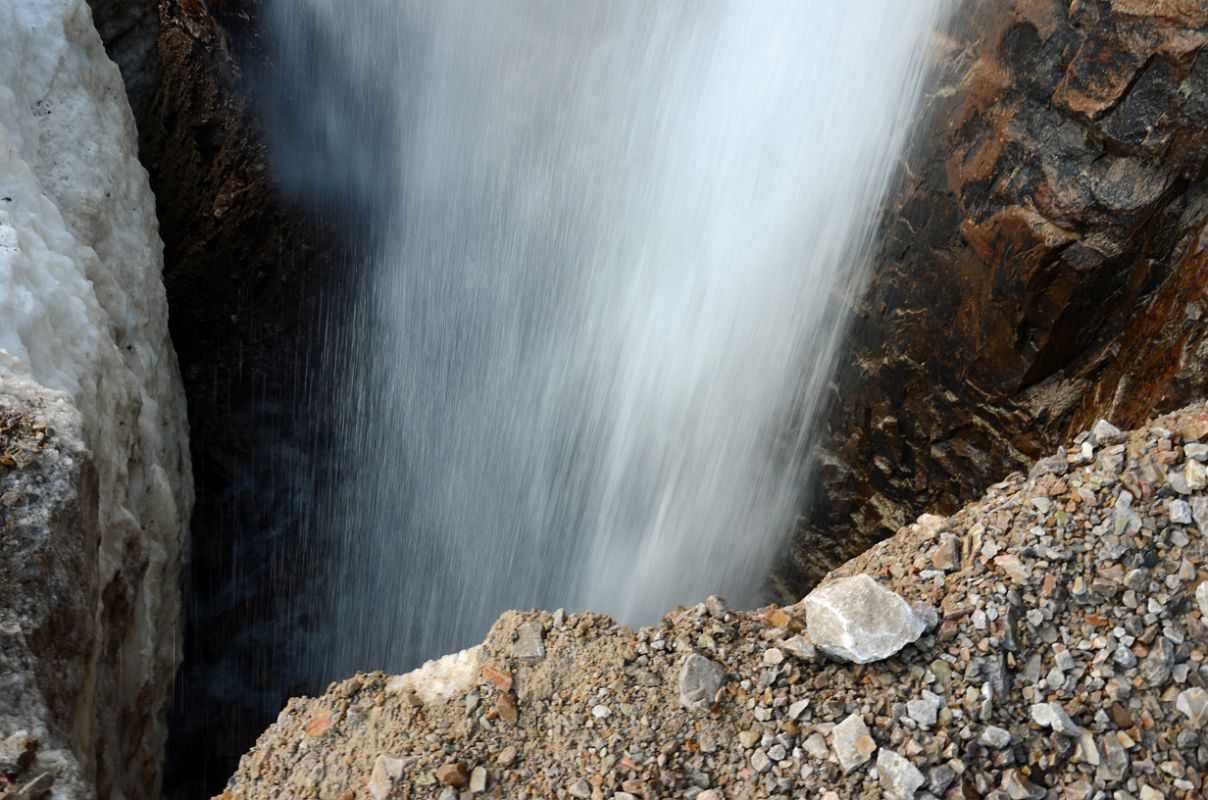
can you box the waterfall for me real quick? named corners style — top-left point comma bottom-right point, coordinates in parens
top-left (266, 0), bottom-right (951, 679)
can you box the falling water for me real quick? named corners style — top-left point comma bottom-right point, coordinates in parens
top-left (266, 1), bottom-right (951, 679)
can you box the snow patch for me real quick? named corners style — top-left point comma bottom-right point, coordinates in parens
top-left (386, 646), bottom-right (484, 705)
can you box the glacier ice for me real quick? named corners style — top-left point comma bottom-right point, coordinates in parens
top-left (0, 1), bottom-right (191, 798)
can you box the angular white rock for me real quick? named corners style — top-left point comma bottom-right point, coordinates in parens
top-left (877, 748), bottom-right (925, 800)
top-left (832, 712), bottom-right (876, 772)
top-left (1197, 581), bottom-right (1208, 620)
top-left (1175, 687), bottom-right (1208, 728)
top-left (1031, 702), bottom-right (1082, 737)
top-left (679, 653), bottom-right (724, 711)
top-left (1090, 419), bottom-right (1125, 445)
top-left (369, 755), bottom-right (406, 800)
top-left (804, 574), bottom-right (926, 663)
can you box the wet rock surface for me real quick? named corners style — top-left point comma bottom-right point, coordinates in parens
top-left (0, 381), bottom-right (95, 800)
top-left (782, 0), bottom-right (1208, 595)
top-left (221, 405), bottom-right (1208, 800)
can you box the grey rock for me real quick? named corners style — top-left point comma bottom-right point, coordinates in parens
top-left (832, 712), bottom-right (876, 772)
top-left (569, 779), bottom-right (592, 798)
top-left (906, 690), bottom-right (942, 727)
top-left (1139, 637), bottom-right (1173, 687)
top-left (779, 634), bottom-right (816, 661)
top-left (1175, 687), bottom-right (1208, 727)
top-left (804, 575), bottom-right (925, 664)
top-left (803, 732), bottom-right (829, 760)
top-left (1167, 499), bottom-right (1192, 524)
top-left (512, 621), bottom-right (546, 660)
top-left (1029, 450), bottom-right (1068, 479)
top-left (1030, 702), bottom-right (1082, 737)
top-left (928, 763), bottom-right (956, 794)
top-left (979, 726), bottom-right (1012, 748)
top-left (1097, 735), bottom-right (1129, 783)
top-left (1192, 497), bottom-right (1208, 533)
top-left (1091, 419), bottom-right (1125, 445)
top-left (705, 595), bottom-right (729, 618)
top-left (679, 653), bottom-right (723, 711)
top-left (876, 748), bottom-right (925, 800)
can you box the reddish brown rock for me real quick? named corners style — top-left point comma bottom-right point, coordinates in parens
top-left (436, 763), bottom-right (469, 788)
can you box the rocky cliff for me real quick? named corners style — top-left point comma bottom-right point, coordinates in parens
top-left (66, 0), bottom-right (1208, 796)
top-left (219, 406), bottom-right (1208, 800)
top-left (783, 0), bottom-right (1208, 593)
top-left (0, 1), bottom-right (191, 798)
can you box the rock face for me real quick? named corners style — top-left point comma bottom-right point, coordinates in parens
top-left (803, 574), bottom-right (926, 664)
top-left (0, 379), bottom-right (95, 800)
top-left (781, 0), bottom-right (1208, 595)
top-left (81, 1), bottom-right (345, 794)
top-left (0, 2), bottom-right (191, 798)
top-left (217, 406), bottom-right (1208, 800)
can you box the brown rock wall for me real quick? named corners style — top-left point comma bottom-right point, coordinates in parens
top-left (780, 0), bottom-right (1208, 595)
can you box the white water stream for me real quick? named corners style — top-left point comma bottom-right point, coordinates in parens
top-left (267, 0), bottom-right (951, 677)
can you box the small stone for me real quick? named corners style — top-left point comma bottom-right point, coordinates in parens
top-left (436, 763), bottom-right (469, 788)
top-left (1192, 496), bottom-right (1208, 531)
top-left (592, 704), bottom-right (611, 719)
top-left (762, 647), bottom-right (784, 666)
top-left (679, 653), bottom-right (723, 711)
top-left (1002, 769), bottom-right (1044, 800)
top-left (1030, 702), bottom-right (1082, 737)
top-left (788, 698), bottom-right (809, 720)
top-left (1197, 581), bottom-right (1208, 619)
top-left (803, 732), bottom-right (829, 760)
top-left (1091, 419), bottom-right (1125, 445)
top-left (780, 634), bottom-right (816, 661)
top-left (876, 748), bottom-right (925, 800)
top-left (1175, 687), bottom-right (1208, 727)
top-left (928, 763), bottom-right (956, 795)
top-left (368, 755), bottom-right (406, 800)
top-left (931, 533), bottom-right (961, 571)
top-left (495, 746), bottom-right (517, 766)
top-left (751, 749), bottom-right (771, 772)
top-left (696, 792), bottom-right (722, 800)
top-left (803, 574), bottom-right (925, 664)
top-left (512, 621), bottom-right (546, 660)
top-left (705, 595), bottom-right (729, 618)
top-left (1168, 499), bottom-right (1193, 524)
top-left (832, 712), bottom-right (876, 772)
top-left (1187, 458), bottom-right (1207, 490)
top-left (569, 780), bottom-right (591, 798)
top-left (1029, 451), bottom-right (1068, 479)
top-left (979, 726), bottom-right (1011, 748)
top-left (906, 690), bottom-right (942, 727)
top-left (468, 766), bottom-right (487, 794)
top-left (1185, 442), bottom-right (1208, 461)
top-left (738, 730), bottom-right (760, 749)
top-left (496, 694), bottom-right (519, 725)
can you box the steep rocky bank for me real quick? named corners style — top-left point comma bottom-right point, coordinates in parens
top-left (783, 0), bottom-right (1208, 593)
top-left (220, 406), bottom-right (1208, 800)
top-left (0, 1), bottom-right (192, 798)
